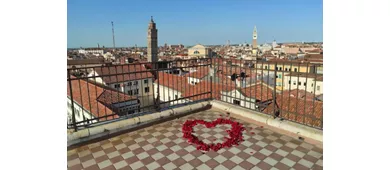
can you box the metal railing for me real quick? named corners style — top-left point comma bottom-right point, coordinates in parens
top-left (212, 58), bottom-right (323, 129)
top-left (67, 58), bottom-right (212, 131)
top-left (67, 58), bottom-right (323, 131)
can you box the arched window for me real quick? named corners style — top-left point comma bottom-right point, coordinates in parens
top-left (194, 50), bottom-right (200, 54)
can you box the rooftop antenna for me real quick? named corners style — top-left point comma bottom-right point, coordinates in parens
top-left (111, 21), bottom-right (116, 50)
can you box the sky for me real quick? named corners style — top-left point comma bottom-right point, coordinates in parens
top-left (67, 0), bottom-right (323, 48)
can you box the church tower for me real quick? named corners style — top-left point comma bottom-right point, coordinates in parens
top-left (252, 26), bottom-right (258, 56)
top-left (147, 16), bottom-right (158, 63)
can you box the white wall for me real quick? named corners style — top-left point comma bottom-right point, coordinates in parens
top-left (283, 76), bottom-right (323, 95)
top-left (221, 90), bottom-right (257, 110)
top-left (153, 83), bottom-right (186, 107)
top-left (67, 98), bottom-right (96, 125)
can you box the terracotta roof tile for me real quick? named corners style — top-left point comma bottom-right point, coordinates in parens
top-left (93, 64), bottom-right (154, 84)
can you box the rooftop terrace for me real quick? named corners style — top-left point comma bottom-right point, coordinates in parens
top-left (68, 109), bottom-right (323, 170)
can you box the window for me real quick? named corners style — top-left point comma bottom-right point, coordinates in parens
top-left (294, 68), bottom-right (298, 72)
top-left (293, 81), bottom-right (296, 85)
top-left (298, 82), bottom-right (301, 85)
top-left (114, 84), bottom-right (120, 88)
top-left (175, 95), bottom-right (178, 99)
top-left (127, 82), bottom-right (132, 86)
top-left (265, 66), bottom-right (268, 69)
top-left (128, 90), bottom-right (133, 95)
top-left (285, 68), bottom-right (288, 71)
top-left (278, 74), bottom-right (282, 78)
top-left (144, 87), bottom-right (150, 93)
top-left (304, 82), bottom-right (306, 86)
top-left (134, 89), bottom-right (139, 95)
top-left (289, 80), bottom-right (291, 84)
top-left (191, 81), bottom-right (194, 84)
top-left (144, 79), bottom-right (148, 84)
top-left (289, 68), bottom-right (291, 71)
top-left (134, 81), bottom-right (138, 85)
top-left (233, 100), bottom-right (241, 105)
top-left (317, 86), bottom-right (320, 91)
top-left (311, 83), bottom-right (314, 87)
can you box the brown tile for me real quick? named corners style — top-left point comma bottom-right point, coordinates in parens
top-left (138, 140), bottom-right (148, 146)
top-left (303, 154), bottom-right (318, 163)
top-left (207, 151), bottom-right (219, 158)
top-left (222, 160), bottom-right (237, 169)
top-left (188, 158), bottom-right (203, 167)
top-left (101, 165), bottom-right (116, 170)
top-left (192, 150), bottom-right (205, 157)
top-left (95, 155), bottom-right (109, 163)
top-left (141, 157), bottom-right (154, 165)
top-left (265, 145), bottom-right (277, 152)
top-left (247, 138), bottom-right (258, 144)
top-left (118, 166), bottom-right (132, 170)
top-left (250, 144), bottom-right (263, 151)
top-left (124, 140), bottom-right (136, 146)
top-left (146, 148), bottom-right (159, 156)
top-left (275, 139), bottom-right (287, 145)
top-left (118, 147), bottom-right (131, 154)
top-left (312, 147), bottom-right (323, 153)
top-left (84, 164), bottom-right (99, 170)
top-left (252, 152), bottom-right (267, 160)
top-left (161, 148), bottom-right (174, 156)
top-left (156, 157), bottom-right (170, 166)
top-left (110, 155), bottom-right (124, 164)
top-left (172, 158), bottom-right (186, 167)
top-left (103, 147), bottom-right (116, 154)
top-left (262, 138), bottom-right (273, 144)
top-left (68, 164), bottom-right (83, 170)
top-left (269, 153), bottom-right (284, 161)
top-left (67, 154), bottom-right (79, 161)
top-left (176, 149), bottom-right (189, 157)
top-left (236, 144), bottom-right (247, 150)
top-left (311, 164), bottom-right (323, 170)
top-left (205, 159), bottom-right (219, 169)
top-left (79, 154), bottom-right (94, 162)
top-left (274, 162), bottom-right (290, 170)
top-left (154, 167), bottom-right (165, 170)
top-left (280, 145), bottom-right (294, 153)
top-left (112, 140), bottom-right (123, 146)
top-left (143, 134), bottom-right (153, 139)
top-left (221, 150), bottom-right (235, 159)
top-left (286, 154), bottom-right (301, 162)
top-left (165, 141), bottom-right (176, 147)
top-left (237, 152), bottom-right (251, 160)
top-left (178, 142), bottom-right (189, 148)
top-left (256, 161), bottom-right (272, 170)
top-left (100, 140), bottom-right (110, 145)
top-left (135, 167), bottom-right (148, 170)
top-left (90, 146), bottom-right (103, 153)
top-left (296, 146), bottom-right (309, 153)
top-left (125, 156), bottom-right (139, 165)
top-left (239, 160), bottom-right (254, 169)
top-left (132, 148), bottom-right (145, 155)
top-left (293, 163), bottom-right (310, 170)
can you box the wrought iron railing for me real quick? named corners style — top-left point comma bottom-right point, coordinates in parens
top-left (67, 58), bottom-right (323, 130)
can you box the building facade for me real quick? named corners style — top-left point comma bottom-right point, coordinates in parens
top-left (188, 44), bottom-right (212, 58)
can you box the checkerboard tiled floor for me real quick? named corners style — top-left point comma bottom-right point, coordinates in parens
top-left (68, 109), bottom-right (323, 170)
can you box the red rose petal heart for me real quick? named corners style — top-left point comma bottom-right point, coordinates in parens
top-left (182, 118), bottom-right (246, 152)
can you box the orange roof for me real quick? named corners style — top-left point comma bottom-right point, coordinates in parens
top-left (263, 94), bottom-right (323, 127)
top-left (187, 66), bottom-right (210, 79)
top-left (182, 81), bottom-right (235, 101)
top-left (239, 84), bottom-right (274, 101)
top-left (93, 64), bottom-right (154, 84)
top-left (67, 78), bottom-right (137, 121)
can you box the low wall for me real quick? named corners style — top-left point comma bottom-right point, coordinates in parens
top-left (68, 101), bottom-right (210, 148)
top-left (211, 100), bottom-right (323, 142)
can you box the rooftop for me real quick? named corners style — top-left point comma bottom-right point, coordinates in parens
top-left (67, 109), bottom-right (323, 170)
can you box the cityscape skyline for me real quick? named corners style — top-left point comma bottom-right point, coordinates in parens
top-left (67, 0), bottom-right (323, 48)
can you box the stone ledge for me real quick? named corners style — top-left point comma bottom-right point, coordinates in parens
top-left (67, 101), bottom-right (210, 149)
top-left (210, 100), bottom-right (323, 143)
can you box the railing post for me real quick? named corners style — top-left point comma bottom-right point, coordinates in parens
top-left (155, 61), bottom-right (161, 112)
top-left (273, 62), bottom-right (277, 118)
top-left (210, 58), bottom-right (213, 100)
top-left (67, 70), bottom-right (78, 132)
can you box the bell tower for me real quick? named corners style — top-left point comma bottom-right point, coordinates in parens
top-left (147, 16), bottom-right (158, 63)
